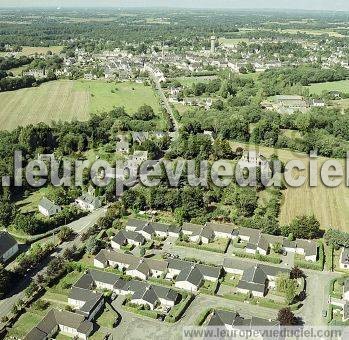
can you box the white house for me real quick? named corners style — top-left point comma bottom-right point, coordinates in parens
top-left (38, 197), bottom-right (61, 217)
top-left (75, 193), bottom-right (102, 212)
top-left (0, 232), bottom-right (19, 263)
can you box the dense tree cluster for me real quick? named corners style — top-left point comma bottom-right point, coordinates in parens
top-left (260, 65), bottom-right (349, 95)
top-left (324, 228), bottom-right (349, 249)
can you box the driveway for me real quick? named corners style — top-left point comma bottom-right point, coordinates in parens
top-left (295, 270), bottom-right (341, 326)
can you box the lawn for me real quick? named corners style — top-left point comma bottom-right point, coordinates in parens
top-left (230, 141), bottom-right (349, 231)
top-left (7, 311), bottom-right (43, 338)
top-left (96, 306), bottom-right (117, 328)
top-left (176, 237), bottom-right (230, 254)
top-left (306, 80), bottom-right (349, 95)
top-left (20, 46), bottom-right (64, 56)
top-left (175, 75), bottom-right (218, 87)
top-left (0, 79), bottom-right (162, 131)
top-left (49, 271), bottom-right (83, 295)
top-left (15, 187), bottom-right (53, 213)
top-left (0, 46), bottom-right (63, 57)
top-left (220, 37), bottom-right (251, 46)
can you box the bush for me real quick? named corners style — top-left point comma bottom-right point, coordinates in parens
top-left (165, 294), bottom-right (193, 323)
top-left (232, 249), bottom-right (282, 264)
top-left (33, 299), bottom-right (50, 311)
top-left (124, 305), bottom-right (159, 319)
top-left (175, 240), bottom-right (229, 254)
top-left (221, 292), bottom-right (247, 302)
top-left (195, 308), bottom-right (213, 326)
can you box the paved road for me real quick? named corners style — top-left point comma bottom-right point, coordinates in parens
top-left (65, 207), bottom-right (107, 234)
top-left (295, 270), bottom-right (341, 326)
top-left (104, 290), bottom-right (278, 340)
top-left (0, 208), bottom-right (107, 323)
top-left (149, 70), bottom-right (179, 132)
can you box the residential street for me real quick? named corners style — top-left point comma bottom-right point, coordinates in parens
top-left (103, 290), bottom-right (278, 340)
top-left (163, 239), bottom-right (339, 326)
top-left (149, 70), bottom-right (179, 132)
top-left (0, 207), bottom-right (107, 324)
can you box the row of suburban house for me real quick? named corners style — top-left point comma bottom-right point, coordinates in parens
top-left (94, 249), bottom-right (221, 293)
top-left (234, 227), bottom-right (318, 262)
top-left (118, 218), bottom-right (318, 262)
top-left (94, 246), bottom-right (295, 298)
top-left (26, 268), bottom-right (181, 339)
top-left (223, 257), bottom-right (291, 298)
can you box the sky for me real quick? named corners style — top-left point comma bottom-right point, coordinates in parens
top-left (1, 0), bottom-right (349, 11)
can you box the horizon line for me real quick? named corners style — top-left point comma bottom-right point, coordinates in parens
top-left (0, 6), bottom-right (347, 12)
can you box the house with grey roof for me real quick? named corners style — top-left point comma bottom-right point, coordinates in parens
top-left (25, 309), bottom-right (94, 340)
top-left (125, 218), bottom-right (172, 239)
top-left (205, 222), bottom-right (236, 239)
top-left (168, 225), bottom-right (182, 238)
top-left (175, 265), bottom-right (204, 292)
top-left (236, 265), bottom-right (268, 297)
top-left (125, 218), bottom-right (154, 240)
top-left (132, 131), bottom-right (149, 144)
top-left (94, 249), bottom-right (139, 269)
top-left (181, 222), bottom-right (202, 236)
top-left (116, 141), bottom-right (130, 154)
top-left (235, 264), bottom-right (290, 297)
top-left (207, 309), bottom-right (280, 336)
top-left (339, 247), bottom-right (349, 270)
top-left (189, 225), bottom-right (215, 244)
top-left (94, 250), bottom-right (168, 279)
top-left (0, 231), bottom-right (18, 263)
top-left (167, 258), bottom-right (222, 292)
top-left (282, 238), bottom-right (318, 262)
top-left (295, 239), bottom-right (318, 262)
top-left (126, 257), bottom-right (168, 280)
top-left (150, 221), bottom-right (170, 238)
top-left (232, 227), bottom-right (317, 261)
top-left (74, 269), bottom-right (122, 292)
top-left (111, 230), bottom-right (146, 250)
top-left (126, 218), bottom-right (148, 231)
top-left (75, 193), bottom-right (102, 212)
top-left (38, 197), bottom-right (61, 217)
top-left (129, 282), bottom-right (179, 310)
top-left (223, 257), bottom-right (252, 275)
top-left (232, 227), bottom-right (270, 256)
top-left (68, 287), bottom-right (104, 320)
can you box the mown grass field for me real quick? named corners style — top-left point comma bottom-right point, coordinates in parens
top-left (230, 141), bottom-right (349, 232)
top-left (306, 79), bottom-right (349, 95)
top-left (0, 79), bottom-right (162, 131)
top-left (0, 46), bottom-right (63, 57)
top-left (175, 75), bottom-right (218, 86)
top-left (220, 37), bottom-right (251, 46)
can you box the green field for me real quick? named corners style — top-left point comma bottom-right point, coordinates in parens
top-left (0, 80), bottom-right (162, 131)
top-left (306, 80), bottom-right (349, 95)
top-left (220, 37), bottom-right (251, 46)
top-left (230, 141), bottom-right (349, 232)
top-left (0, 46), bottom-right (63, 58)
top-left (175, 75), bottom-right (218, 87)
